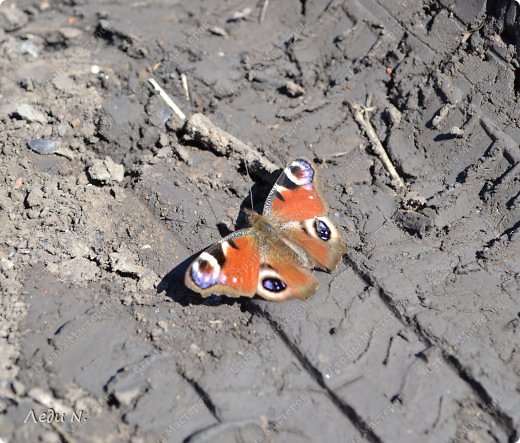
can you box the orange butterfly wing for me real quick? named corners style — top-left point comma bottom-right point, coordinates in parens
top-left (184, 228), bottom-right (318, 301)
top-left (264, 158), bottom-right (327, 221)
top-left (185, 230), bottom-right (260, 298)
top-left (264, 158), bottom-right (346, 271)
top-left (280, 219), bottom-right (346, 271)
top-left (255, 248), bottom-right (318, 301)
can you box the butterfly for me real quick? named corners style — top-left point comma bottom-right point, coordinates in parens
top-left (184, 158), bottom-right (347, 301)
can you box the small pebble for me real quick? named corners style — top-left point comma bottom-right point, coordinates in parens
top-left (450, 126), bottom-right (464, 137)
top-left (57, 124), bottom-right (68, 137)
top-left (25, 187), bottom-right (44, 208)
top-left (113, 387), bottom-right (142, 407)
top-left (0, 258), bottom-right (14, 273)
top-left (155, 147), bottom-right (170, 158)
top-left (88, 157), bottom-right (124, 185)
top-left (58, 27), bottom-right (82, 40)
top-left (157, 320), bottom-right (168, 331)
top-left (385, 105), bottom-right (402, 126)
top-left (172, 143), bottom-right (192, 165)
top-left (28, 139), bottom-right (60, 155)
top-left (283, 80), bottom-right (305, 98)
top-left (208, 26), bottom-right (228, 37)
top-left (20, 41), bottom-right (40, 58)
top-left (228, 7), bottom-right (252, 22)
top-left (14, 104), bottom-right (47, 123)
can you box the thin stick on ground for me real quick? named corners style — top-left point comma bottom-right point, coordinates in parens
top-left (180, 72), bottom-right (191, 103)
top-left (148, 79), bottom-right (276, 178)
top-left (317, 151), bottom-right (350, 163)
top-left (148, 77), bottom-right (186, 121)
top-left (243, 158), bottom-right (255, 210)
top-left (350, 100), bottom-right (405, 189)
top-left (183, 113), bottom-right (278, 178)
top-left (259, 0), bottom-right (269, 23)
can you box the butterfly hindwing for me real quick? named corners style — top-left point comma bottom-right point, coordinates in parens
top-left (280, 217), bottom-right (347, 271)
top-left (185, 228), bottom-right (318, 301)
top-left (185, 229), bottom-right (260, 298)
top-left (256, 245), bottom-right (318, 301)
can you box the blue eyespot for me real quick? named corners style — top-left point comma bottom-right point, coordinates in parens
top-left (262, 278), bottom-right (287, 293)
top-left (191, 259), bottom-right (218, 289)
top-left (315, 219), bottom-right (331, 241)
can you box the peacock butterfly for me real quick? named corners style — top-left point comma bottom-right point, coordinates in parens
top-left (184, 158), bottom-right (346, 301)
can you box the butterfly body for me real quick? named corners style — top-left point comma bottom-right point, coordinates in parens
top-left (184, 158), bottom-right (346, 302)
top-left (248, 211), bottom-right (315, 269)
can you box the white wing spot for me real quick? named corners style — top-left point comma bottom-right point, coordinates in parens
top-left (232, 277), bottom-right (237, 283)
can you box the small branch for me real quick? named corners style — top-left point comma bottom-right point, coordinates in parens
top-left (147, 79), bottom-right (276, 178)
top-left (259, 0), bottom-right (269, 23)
top-left (180, 73), bottom-right (191, 103)
top-left (148, 77), bottom-right (186, 121)
top-left (350, 101), bottom-right (405, 189)
top-left (183, 113), bottom-right (278, 177)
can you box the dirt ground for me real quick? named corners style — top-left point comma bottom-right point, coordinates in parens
top-left (0, 0), bottom-right (519, 442)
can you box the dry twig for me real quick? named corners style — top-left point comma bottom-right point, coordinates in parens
top-left (350, 100), bottom-right (405, 189)
top-left (183, 113), bottom-right (277, 177)
top-left (180, 73), bottom-right (191, 103)
top-left (148, 79), bottom-right (276, 177)
top-left (148, 77), bottom-right (186, 121)
top-left (259, 0), bottom-right (269, 23)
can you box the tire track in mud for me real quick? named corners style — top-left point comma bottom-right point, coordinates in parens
top-left (343, 254), bottom-right (519, 443)
top-left (244, 301), bottom-right (384, 443)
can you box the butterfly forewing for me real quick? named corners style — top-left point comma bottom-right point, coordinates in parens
top-left (263, 158), bottom-right (327, 221)
top-left (185, 229), bottom-right (260, 298)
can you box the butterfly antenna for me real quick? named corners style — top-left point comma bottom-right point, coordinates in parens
top-left (196, 184), bottom-right (220, 224)
top-left (243, 159), bottom-right (255, 211)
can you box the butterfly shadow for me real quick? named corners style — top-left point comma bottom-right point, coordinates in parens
top-left (235, 178), bottom-right (276, 228)
top-left (157, 168), bottom-right (281, 307)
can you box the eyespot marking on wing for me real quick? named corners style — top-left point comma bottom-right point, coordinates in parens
top-left (303, 217), bottom-right (339, 243)
top-left (258, 267), bottom-right (289, 295)
top-left (262, 277), bottom-right (287, 293)
top-left (315, 218), bottom-right (331, 241)
top-left (190, 252), bottom-right (220, 289)
top-left (285, 159), bottom-right (314, 186)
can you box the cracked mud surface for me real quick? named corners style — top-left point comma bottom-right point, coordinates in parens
top-left (0, 0), bottom-right (519, 442)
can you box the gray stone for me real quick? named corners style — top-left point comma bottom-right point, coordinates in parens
top-left (0, 258), bottom-right (14, 273)
top-left (88, 157), bottom-right (125, 185)
top-left (13, 104), bottom-right (47, 123)
top-left (27, 139), bottom-right (60, 155)
top-left (0, 6), bottom-right (28, 32)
